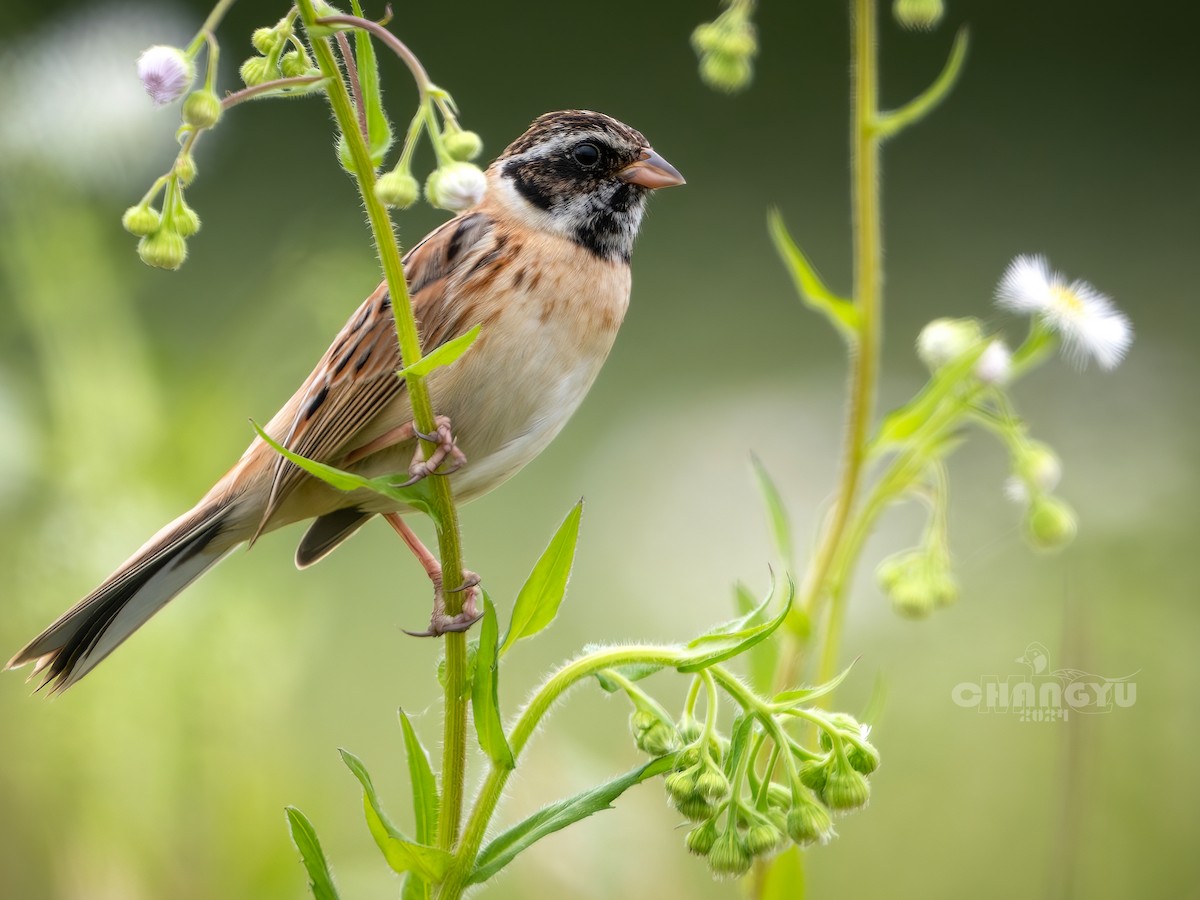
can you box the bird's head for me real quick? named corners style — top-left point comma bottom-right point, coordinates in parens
top-left (488, 110), bottom-right (684, 262)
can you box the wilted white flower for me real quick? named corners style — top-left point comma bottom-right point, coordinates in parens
top-left (995, 255), bottom-right (1133, 370)
top-left (916, 317), bottom-right (981, 370)
top-left (426, 162), bottom-right (487, 211)
top-left (974, 339), bottom-right (1012, 385)
top-left (136, 44), bottom-right (194, 106)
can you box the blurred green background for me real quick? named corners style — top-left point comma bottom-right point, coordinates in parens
top-left (2, 1), bottom-right (1197, 897)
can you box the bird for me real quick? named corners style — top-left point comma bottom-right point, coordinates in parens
top-left (7, 110), bottom-right (685, 693)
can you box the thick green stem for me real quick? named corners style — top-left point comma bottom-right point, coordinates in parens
top-left (295, 0), bottom-right (471, 854)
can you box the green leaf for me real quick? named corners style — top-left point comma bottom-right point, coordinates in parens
top-left (397, 325), bottom-right (482, 381)
top-left (349, 0), bottom-right (393, 162)
top-left (339, 749), bottom-right (452, 881)
top-left (401, 875), bottom-right (429, 900)
top-left (768, 209), bottom-right (859, 341)
top-left (500, 500), bottom-right (583, 656)
top-left (721, 713), bottom-right (756, 782)
top-left (399, 709), bottom-right (439, 846)
top-left (286, 807), bottom-right (341, 900)
top-left (734, 583), bottom-right (779, 695)
top-left (251, 421), bottom-right (442, 525)
top-left (688, 572), bottom-right (776, 646)
top-left (873, 343), bottom-right (987, 449)
top-left (468, 756), bottom-right (674, 884)
top-left (773, 659), bottom-right (857, 707)
top-left (594, 661), bottom-right (665, 693)
top-left (678, 577), bottom-right (793, 673)
top-left (761, 846), bottom-right (805, 900)
top-left (874, 28), bottom-right (970, 140)
top-left (472, 593), bottom-right (514, 769)
top-left (751, 454), bottom-right (793, 564)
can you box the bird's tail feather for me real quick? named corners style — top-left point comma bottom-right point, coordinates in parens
top-left (6, 500), bottom-right (236, 693)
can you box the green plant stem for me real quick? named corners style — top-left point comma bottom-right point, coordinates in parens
top-left (798, 0), bottom-right (882, 688)
top-left (296, 0), bottom-right (471, 854)
top-left (187, 0), bottom-right (238, 55)
top-left (438, 646), bottom-right (687, 899)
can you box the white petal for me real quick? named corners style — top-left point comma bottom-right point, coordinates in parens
top-left (136, 45), bottom-right (193, 106)
top-left (996, 254), bottom-right (1056, 313)
top-left (1079, 309), bottom-right (1134, 370)
top-left (974, 340), bottom-right (1012, 385)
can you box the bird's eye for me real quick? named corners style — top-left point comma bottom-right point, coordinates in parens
top-left (571, 142), bottom-right (601, 168)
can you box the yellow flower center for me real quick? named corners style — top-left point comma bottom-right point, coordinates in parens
top-left (1049, 284), bottom-right (1085, 316)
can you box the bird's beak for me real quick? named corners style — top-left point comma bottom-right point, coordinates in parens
top-left (618, 148), bottom-right (686, 189)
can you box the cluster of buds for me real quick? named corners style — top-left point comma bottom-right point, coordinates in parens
top-left (375, 94), bottom-right (486, 212)
top-left (691, 1), bottom-right (758, 94)
top-left (240, 14), bottom-right (316, 86)
top-left (1005, 439), bottom-right (1076, 551)
top-left (877, 543), bottom-right (957, 619)
top-left (122, 179), bottom-right (201, 271)
top-left (917, 317), bottom-right (1013, 386)
top-left (619, 672), bottom-right (878, 879)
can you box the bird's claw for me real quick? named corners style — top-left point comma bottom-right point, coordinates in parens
top-left (400, 416), bottom-right (466, 487)
top-left (403, 570), bottom-right (482, 638)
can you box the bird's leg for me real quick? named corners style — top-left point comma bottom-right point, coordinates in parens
top-left (384, 513), bottom-right (481, 636)
top-left (401, 416), bottom-right (467, 486)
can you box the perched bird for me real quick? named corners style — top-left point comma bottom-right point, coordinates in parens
top-left (8, 110), bottom-right (684, 692)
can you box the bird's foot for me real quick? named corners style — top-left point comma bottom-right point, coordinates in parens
top-left (403, 570), bottom-right (482, 637)
top-left (400, 416), bottom-right (466, 487)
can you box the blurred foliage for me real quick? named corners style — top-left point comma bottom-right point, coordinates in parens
top-left (1, 1), bottom-right (1198, 898)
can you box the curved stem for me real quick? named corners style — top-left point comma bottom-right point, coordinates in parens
top-left (220, 75), bottom-right (326, 109)
top-left (315, 13), bottom-right (434, 101)
top-left (295, 0), bottom-right (471, 853)
top-left (186, 0), bottom-right (238, 55)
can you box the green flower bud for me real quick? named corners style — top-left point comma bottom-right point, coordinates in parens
top-left (305, 2), bottom-right (347, 40)
top-left (745, 822), bottom-right (783, 857)
top-left (1024, 495), bottom-right (1077, 551)
top-left (848, 739), bottom-right (880, 775)
top-left (817, 713), bottom-right (864, 752)
top-left (171, 200), bottom-right (201, 238)
top-left (281, 49), bottom-right (313, 78)
top-left (444, 129), bottom-right (484, 162)
top-left (674, 793), bottom-right (716, 822)
top-left (182, 89), bottom-right (222, 129)
top-left (786, 794), bottom-right (834, 845)
top-left (797, 761), bottom-right (828, 793)
top-left (699, 52), bottom-right (752, 94)
top-left (685, 818), bottom-right (719, 856)
top-left (876, 548), bottom-right (958, 619)
top-left (821, 764), bottom-right (870, 811)
top-left (691, 23), bottom-right (724, 53)
top-left (637, 721), bottom-right (679, 757)
top-left (766, 782), bottom-right (792, 810)
top-left (175, 154), bottom-right (197, 185)
top-left (122, 204), bottom-right (161, 237)
top-left (707, 828), bottom-right (751, 878)
top-left (240, 56), bottom-right (274, 87)
top-left (677, 715), bottom-right (702, 744)
top-left (251, 27), bottom-right (281, 54)
top-left (664, 769), bottom-right (697, 801)
top-left (916, 317), bottom-right (983, 370)
top-left (375, 170), bottom-right (420, 209)
top-left (1008, 441), bottom-right (1062, 502)
top-left (893, 0), bottom-right (945, 31)
top-left (137, 229), bottom-right (187, 270)
top-left (695, 769), bottom-right (730, 801)
top-left (677, 745), bottom-right (702, 769)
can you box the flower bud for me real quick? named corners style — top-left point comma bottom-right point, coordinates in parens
top-left (817, 713), bottom-right (864, 752)
top-left (426, 162), bottom-right (487, 211)
top-left (876, 548), bottom-right (957, 619)
top-left (893, 0), bottom-right (945, 30)
top-left (137, 229), bottom-right (187, 270)
top-left (975, 339), bottom-right (1013, 385)
top-left (699, 53), bottom-right (752, 94)
top-left (786, 795), bottom-right (834, 845)
top-left (916, 317), bottom-right (982, 370)
top-left (674, 793), bottom-right (717, 822)
top-left (370, 170), bottom-right (417, 209)
top-left (745, 822), bottom-right (783, 857)
top-left (305, 1), bottom-right (347, 40)
top-left (765, 783), bottom-right (791, 810)
top-left (280, 49), bottom-right (313, 78)
top-left (122, 204), bottom-right (161, 237)
top-left (637, 721), bottom-right (678, 757)
top-left (695, 769), bottom-right (730, 801)
top-left (664, 770), bottom-right (697, 801)
top-left (1024, 495), bottom-right (1077, 551)
top-left (240, 56), bottom-right (274, 87)
top-left (685, 818), bottom-right (719, 856)
top-left (171, 199), bottom-right (201, 238)
top-left (175, 154), bottom-right (198, 185)
top-left (848, 739), bottom-right (880, 775)
top-left (444, 129), bottom-right (484, 161)
top-left (820, 764), bottom-right (870, 811)
top-left (136, 45), bottom-right (194, 106)
top-left (251, 27), bottom-right (281, 54)
top-left (708, 829), bottom-right (751, 878)
top-left (1007, 441), bottom-right (1062, 503)
top-left (182, 90), bottom-right (222, 129)
top-left (797, 761), bottom-right (828, 793)
top-left (677, 715), bottom-right (702, 744)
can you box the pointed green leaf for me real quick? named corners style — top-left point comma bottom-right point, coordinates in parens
top-left (734, 583), bottom-right (780, 695)
top-left (773, 659), bottom-right (857, 707)
top-left (349, 0), bottom-right (393, 161)
top-left (872, 343), bottom-right (987, 449)
top-left (251, 421), bottom-right (442, 524)
top-left (399, 709), bottom-right (439, 846)
top-left (688, 572), bottom-right (776, 646)
top-left (761, 846), bottom-right (805, 900)
top-left (468, 756), bottom-right (674, 884)
top-left (678, 578), bottom-right (793, 673)
top-left (875, 28), bottom-right (970, 140)
top-left (751, 455), bottom-right (793, 564)
top-left (720, 713), bottom-right (756, 782)
top-left (472, 593), bottom-right (514, 769)
top-left (339, 749), bottom-right (452, 881)
top-left (768, 209), bottom-right (859, 341)
top-left (397, 325), bottom-right (482, 381)
top-left (401, 875), bottom-right (429, 900)
top-left (500, 500), bottom-right (583, 656)
top-left (594, 661), bottom-right (665, 693)
top-left (286, 807), bottom-right (341, 900)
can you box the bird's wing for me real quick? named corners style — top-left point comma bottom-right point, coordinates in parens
top-left (256, 211), bottom-right (495, 529)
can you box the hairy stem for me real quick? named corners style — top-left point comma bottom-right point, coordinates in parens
top-left (295, 0), bottom-right (471, 853)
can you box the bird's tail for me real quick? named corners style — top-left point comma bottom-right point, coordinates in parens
top-left (6, 498), bottom-right (238, 693)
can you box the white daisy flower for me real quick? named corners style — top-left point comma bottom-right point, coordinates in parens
top-left (974, 339), bottom-right (1012, 385)
top-left (136, 45), bottom-right (194, 106)
top-left (995, 254), bottom-right (1133, 369)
